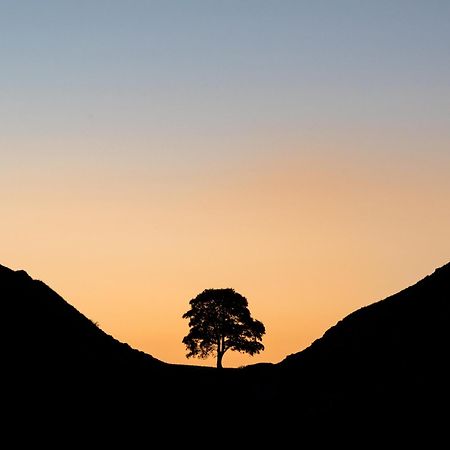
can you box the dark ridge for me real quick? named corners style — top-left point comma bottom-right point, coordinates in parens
top-left (1, 264), bottom-right (163, 373)
top-left (281, 262), bottom-right (450, 367)
top-left (1, 263), bottom-right (230, 427)
top-left (2, 261), bottom-right (449, 440)
top-left (272, 262), bottom-right (450, 429)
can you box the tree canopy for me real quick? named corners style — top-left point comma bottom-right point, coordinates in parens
top-left (182, 288), bottom-right (265, 368)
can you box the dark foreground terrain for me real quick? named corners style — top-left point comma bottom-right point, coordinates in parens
top-left (2, 262), bottom-right (449, 440)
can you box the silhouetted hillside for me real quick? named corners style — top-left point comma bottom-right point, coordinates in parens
top-left (282, 263), bottom-right (450, 367)
top-left (1, 264), bottom-right (163, 373)
top-left (1, 263), bottom-right (217, 428)
top-left (2, 261), bottom-right (449, 439)
top-left (272, 262), bottom-right (450, 428)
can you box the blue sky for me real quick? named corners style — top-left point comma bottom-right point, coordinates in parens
top-left (2, 1), bottom-right (449, 161)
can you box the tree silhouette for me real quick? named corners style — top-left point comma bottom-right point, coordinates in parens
top-left (182, 288), bottom-right (265, 369)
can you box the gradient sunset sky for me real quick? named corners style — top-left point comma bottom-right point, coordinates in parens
top-left (2, 1), bottom-right (449, 367)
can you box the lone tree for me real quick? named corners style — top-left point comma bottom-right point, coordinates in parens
top-left (182, 288), bottom-right (265, 369)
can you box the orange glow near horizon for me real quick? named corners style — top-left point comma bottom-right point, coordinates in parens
top-left (2, 135), bottom-right (449, 367)
top-left (2, 2), bottom-right (450, 367)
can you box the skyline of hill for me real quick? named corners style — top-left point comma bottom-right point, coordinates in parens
top-left (2, 260), bottom-right (449, 435)
top-left (272, 261), bottom-right (450, 425)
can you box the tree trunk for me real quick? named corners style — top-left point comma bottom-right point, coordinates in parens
top-left (217, 351), bottom-right (223, 369)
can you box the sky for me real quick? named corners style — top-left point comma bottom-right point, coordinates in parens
top-left (1, 1), bottom-right (449, 367)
